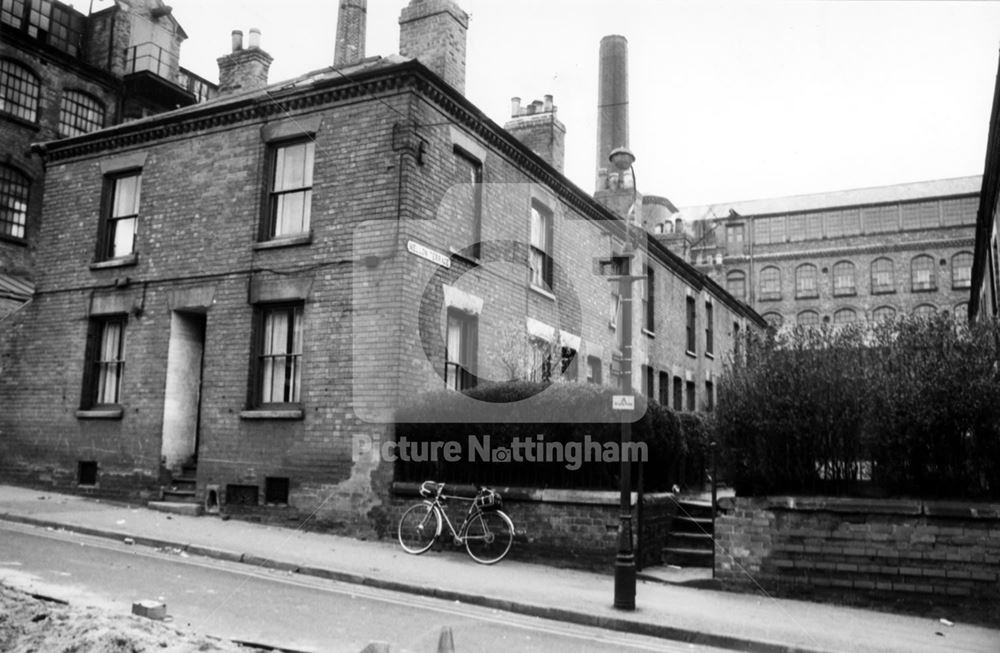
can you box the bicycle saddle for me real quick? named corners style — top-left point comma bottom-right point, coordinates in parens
top-left (419, 480), bottom-right (443, 497)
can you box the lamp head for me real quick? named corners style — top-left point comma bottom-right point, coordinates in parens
top-left (608, 147), bottom-right (636, 172)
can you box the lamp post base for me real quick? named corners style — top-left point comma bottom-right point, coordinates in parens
top-left (613, 513), bottom-right (636, 610)
top-left (613, 552), bottom-right (636, 610)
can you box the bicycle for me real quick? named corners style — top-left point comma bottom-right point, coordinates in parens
top-left (397, 480), bottom-right (514, 565)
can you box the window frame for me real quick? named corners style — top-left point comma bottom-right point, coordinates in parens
top-left (832, 261), bottom-right (856, 297)
top-left (797, 310), bottom-right (820, 327)
top-left (445, 308), bottom-right (478, 391)
top-left (0, 164), bottom-right (29, 241)
top-left (529, 200), bottom-right (554, 291)
top-left (454, 146), bottom-right (483, 259)
top-left (705, 300), bottom-right (714, 356)
top-left (795, 263), bottom-right (819, 299)
top-left (672, 376), bottom-right (683, 411)
top-left (685, 296), bottom-right (697, 354)
top-left (0, 58), bottom-right (41, 123)
top-left (249, 302), bottom-right (305, 408)
top-left (951, 251), bottom-right (972, 289)
top-left (264, 138), bottom-right (315, 241)
top-left (81, 314), bottom-right (127, 410)
top-left (97, 169), bottom-right (142, 262)
top-left (759, 266), bottom-right (781, 300)
top-left (59, 89), bottom-right (105, 137)
top-left (871, 257), bottom-right (895, 294)
top-left (910, 254), bottom-right (937, 292)
top-left (643, 264), bottom-right (655, 332)
top-left (586, 355), bottom-right (602, 385)
top-left (833, 308), bottom-right (857, 325)
top-left (726, 270), bottom-right (746, 300)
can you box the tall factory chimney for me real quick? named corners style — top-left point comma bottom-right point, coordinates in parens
top-left (334, 0), bottom-right (367, 66)
top-left (596, 35), bottom-right (629, 193)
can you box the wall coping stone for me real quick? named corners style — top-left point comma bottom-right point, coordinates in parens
top-left (392, 481), bottom-right (675, 506)
top-left (723, 495), bottom-right (1000, 520)
top-left (923, 500), bottom-right (1000, 520)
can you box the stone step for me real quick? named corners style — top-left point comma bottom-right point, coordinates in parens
top-left (663, 546), bottom-right (713, 567)
top-left (674, 499), bottom-right (714, 520)
top-left (669, 532), bottom-right (714, 550)
top-left (162, 488), bottom-right (197, 502)
top-left (671, 515), bottom-right (713, 534)
top-left (148, 501), bottom-right (203, 517)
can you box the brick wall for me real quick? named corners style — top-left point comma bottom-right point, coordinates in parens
top-left (0, 62), bottom-right (755, 544)
top-left (715, 496), bottom-right (1000, 620)
top-left (388, 483), bottom-right (676, 568)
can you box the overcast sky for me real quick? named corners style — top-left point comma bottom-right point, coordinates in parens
top-left (117, 0), bottom-right (1000, 207)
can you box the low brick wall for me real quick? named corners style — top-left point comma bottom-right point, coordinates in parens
top-left (390, 482), bottom-right (677, 569)
top-left (715, 496), bottom-right (1000, 620)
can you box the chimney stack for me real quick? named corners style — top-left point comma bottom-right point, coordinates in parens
top-left (335, 0), bottom-right (367, 66)
top-left (217, 27), bottom-right (273, 94)
top-left (399, 0), bottom-right (469, 94)
top-left (504, 94), bottom-right (566, 173)
top-left (596, 35), bottom-right (629, 192)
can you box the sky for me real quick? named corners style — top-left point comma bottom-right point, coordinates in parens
top-left (95, 0), bottom-right (1000, 208)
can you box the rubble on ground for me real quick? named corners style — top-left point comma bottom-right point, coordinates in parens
top-left (0, 582), bottom-right (252, 652)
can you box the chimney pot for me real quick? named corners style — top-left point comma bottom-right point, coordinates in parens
top-left (543, 94), bottom-right (553, 112)
top-left (510, 97), bottom-right (521, 118)
top-left (231, 30), bottom-right (243, 52)
top-left (248, 28), bottom-right (261, 49)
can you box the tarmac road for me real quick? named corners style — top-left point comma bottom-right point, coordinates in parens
top-left (0, 520), bottom-right (729, 653)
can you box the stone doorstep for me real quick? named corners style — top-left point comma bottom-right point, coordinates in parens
top-left (147, 501), bottom-right (203, 517)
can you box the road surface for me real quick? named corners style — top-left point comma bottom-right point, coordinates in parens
top-left (0, 520), bottom-right (727, 653)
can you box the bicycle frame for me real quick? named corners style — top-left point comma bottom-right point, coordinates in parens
top-left (430, 491), bottom-right (480, 545)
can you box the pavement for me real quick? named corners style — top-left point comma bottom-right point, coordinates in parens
top-left (0, 485), bottom-right (997, 653)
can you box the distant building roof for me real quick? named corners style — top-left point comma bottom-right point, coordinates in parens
top-left (35, 55), bottom-right (411, 150)
top-left (676, 176), bottom-right (982, 222)
top-left (0, 273), bottom-right (33, 303)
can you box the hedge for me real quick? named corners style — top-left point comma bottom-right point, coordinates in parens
top-left (394, 381), bottom-right (700, 492)
top-left (716, 315), bottom-right (1000, 499)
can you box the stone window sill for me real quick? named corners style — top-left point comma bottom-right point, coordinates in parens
top-left (529, 284), bottom-right (556, 301)
top-left (76, 407), bottom-right (124, 419)
top-left (642, 328), bottom-right (655, 338)
top-left (448, 246), bottom-right (482, 265)
top-left (0, 233), bottom-right (27, 246)
top-left (686, 350), bottom-right (697, 359)
top-left (254, 233), bottom-right (312, 250)
top-left (240, 408), bottom-right (304, 420)
top-left (90, 254), bottom-right (138, 270)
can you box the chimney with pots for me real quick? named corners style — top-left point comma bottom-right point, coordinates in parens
top-left (217, 28), bottom-right (273, 95)
top-left (398, 0), bottom-right (468, 94)
top-left (335, 0), bottom-right (367, 66)
top-left (504, 94), bottom-right (566, 173)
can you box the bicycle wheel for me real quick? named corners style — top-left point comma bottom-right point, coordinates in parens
top-left (398, 502), bottom-right (440, 554)
top-left (463, 509), bottom-right (514, 564)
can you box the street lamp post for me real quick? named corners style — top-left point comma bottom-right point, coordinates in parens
top-left (608, 146), bottom-right (637, 611)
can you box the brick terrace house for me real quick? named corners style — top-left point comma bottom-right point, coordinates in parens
top-left (0, 0), bottom-right (215, 318)
top-left (971, 49), bottom-right (1000, 321)
top-left (657, 178), bottom-right (977, 328)
top-left (0, 0), bottom-right (762, 537)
